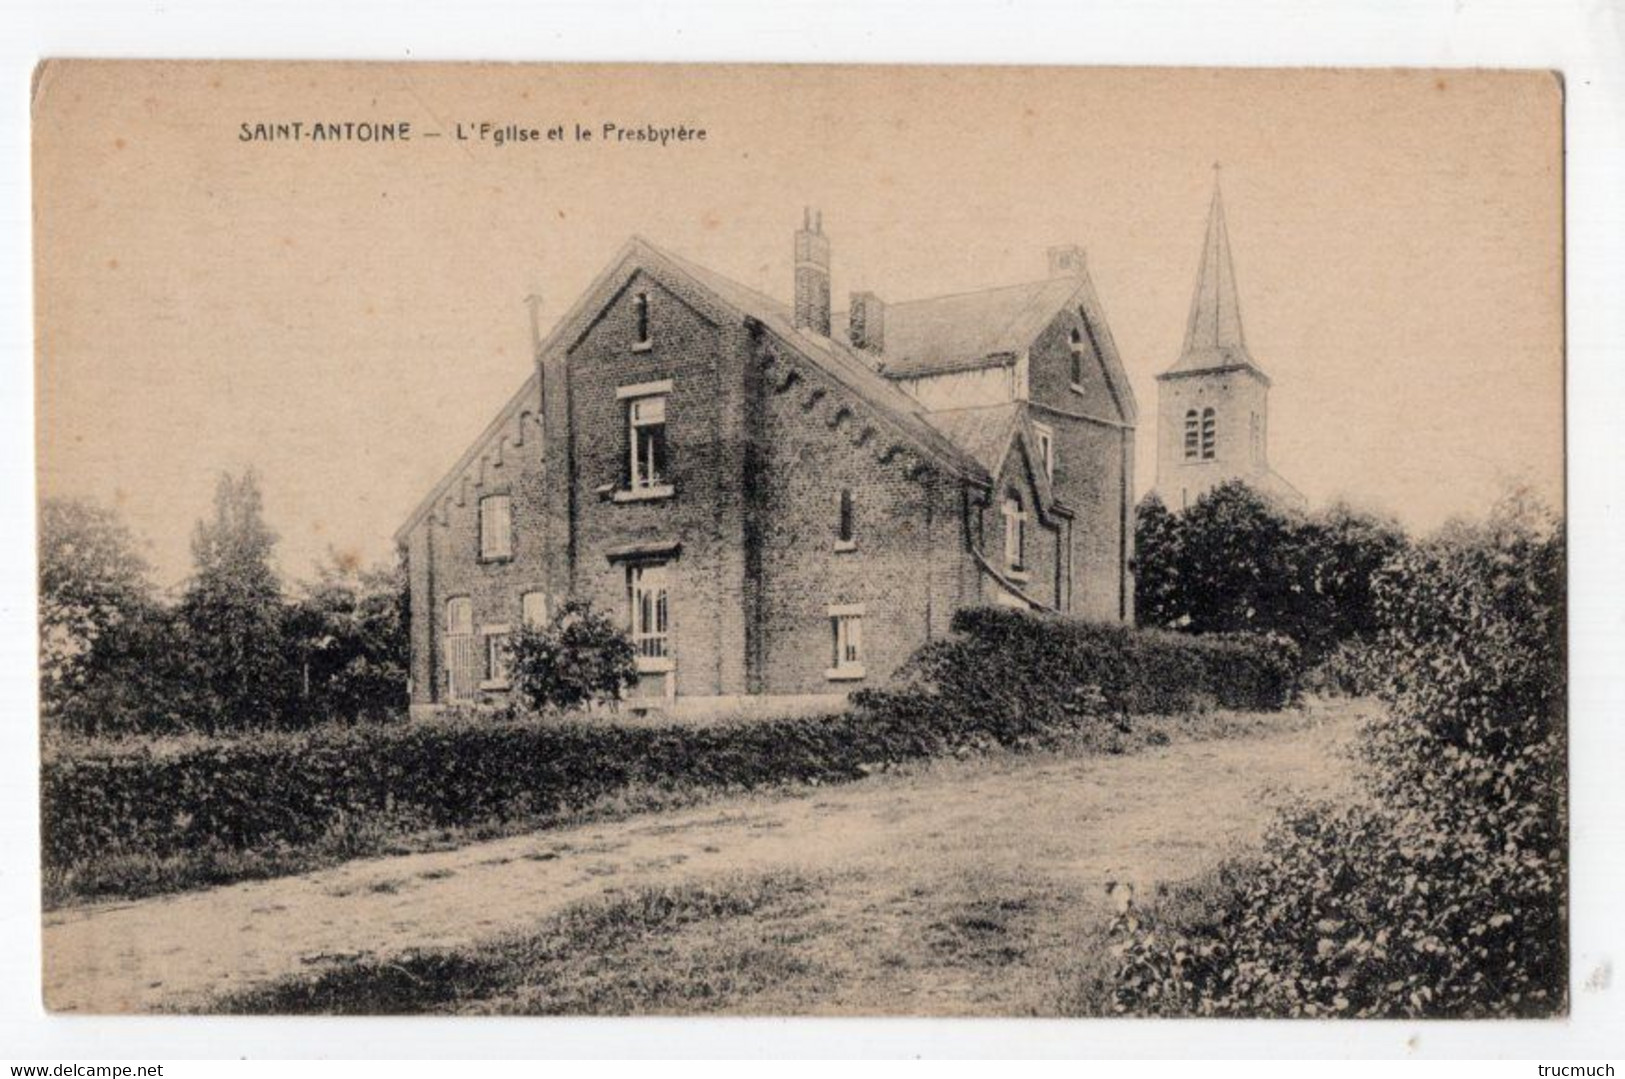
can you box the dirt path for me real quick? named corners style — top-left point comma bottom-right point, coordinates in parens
top-left (43, 701), bottom-right (1367, 1013)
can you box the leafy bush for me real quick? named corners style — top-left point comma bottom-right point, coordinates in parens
top-left (1105, 494), bottom-right (1566, 1018)
top-left (508, 599), bottom-right (638, 713)
top-left (42, 608), bottom-right (1299, 902)
top-left (1299, 637), bottom-right (1383, 698)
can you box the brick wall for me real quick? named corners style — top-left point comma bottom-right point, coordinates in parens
top-left (1026, 311), bottom-right (1134, 621)
top-left (750, 334), bottom-right (970, 694)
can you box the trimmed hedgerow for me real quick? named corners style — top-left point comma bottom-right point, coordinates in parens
top-left (42, 608), bottom-right (1299, 899)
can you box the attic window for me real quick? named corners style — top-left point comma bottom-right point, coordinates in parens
top-left (479, 495), bottom-right (513, 560)
top-left (633, 292), bottom-right (651, 348)
top-left (1069, 328), bottom-right (1085, 385)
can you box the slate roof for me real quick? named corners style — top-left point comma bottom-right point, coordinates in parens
top-left (854, 277), bottom-right (1085, 378)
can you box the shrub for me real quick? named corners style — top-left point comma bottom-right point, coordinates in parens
top-left (42, 607), bottom-right (1300, 904)
top-left (508, 599), bottom-right (638, 713)
top-left (1104, 494), bottom-right (1566, 1018)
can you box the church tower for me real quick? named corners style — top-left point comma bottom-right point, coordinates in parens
top-left (1154, 174), bottom-right (1304, 512)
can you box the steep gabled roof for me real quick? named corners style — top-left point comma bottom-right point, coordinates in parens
top-left (863, 277), bottom-right (1083, 378)
top-left (396, 236), bottom-right (995, 542)
top-left (1162, 177), bottom-right (1270, 383)
top-left (920, 402), bottom-right (1068, 521)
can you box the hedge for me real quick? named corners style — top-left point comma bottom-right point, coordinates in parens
top-left (42, 607), bottom-right (1300, 881)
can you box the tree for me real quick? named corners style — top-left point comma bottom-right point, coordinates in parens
top-left (1134, 482), bottom-right (1408, 663)
top-left (285, 551), bottom-right (409, 723)
top-left (1132, 494), bottom-right (1184, 629)
top-left (508, 599), bottom-right (638, 713)
top-left (37, 497), bottom-right (157, 731)
top-left (179, 470), bottom-right (290, 731)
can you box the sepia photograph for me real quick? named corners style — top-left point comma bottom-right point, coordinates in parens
top-left (31, 61), bottom-right (1566, 1022)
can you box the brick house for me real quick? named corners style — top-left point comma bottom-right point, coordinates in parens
top-left (396, 212), bottom-right (1138, 714)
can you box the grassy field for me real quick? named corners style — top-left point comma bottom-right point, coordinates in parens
top-left (154, 699), bottom-right (1370, 1018)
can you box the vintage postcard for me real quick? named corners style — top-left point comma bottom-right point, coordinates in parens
top-left (34, 61), bottom-right (1564, 1018)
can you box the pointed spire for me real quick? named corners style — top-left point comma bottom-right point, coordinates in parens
top-left (1169, 167), bottom-right (1261, 377)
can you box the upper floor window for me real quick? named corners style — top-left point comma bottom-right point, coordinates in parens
top-left (633, 291), bottom-right (651, 348)
top-left (479, 495), bottom-right (512, 560)
top-left (1200, 407), bottom-right (1217, 460)
top-left (629, 393), bottom-right (669, 491)
top-left (445, 596), bottom-right (473, 637)
top-left (521, 590), bottom-right (549, 628)
top-left (836, 488), bottom-right (856, 550)
top-left (1069, 328), bottom-right (1085, 385)
top-left (1184, 410), bottom-right (1200, 460)
top-left (1002, 492), bottom-right (1027, 573)
top-left (628, 562), bottom-right (671, 663)
top-left (1033, 422), bottom-right (1055, 481)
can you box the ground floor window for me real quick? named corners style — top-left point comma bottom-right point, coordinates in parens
top-left (629, 563), bottom-right (671, 662)
top-left (482, 625), bottom-right (511, 686)
top-left (827, 603), bottom-right (866, 680)
top-left (521, 590), bottom-right (549, 628)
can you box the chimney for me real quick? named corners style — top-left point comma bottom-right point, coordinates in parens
top-left (793, 207), bottom-right (831, 336)
top-left (849, 291), bottom-right (885, 353)
top-left (1047, 244), bottom-right (1087, 278)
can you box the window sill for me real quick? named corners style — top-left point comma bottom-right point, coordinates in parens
top-left (478, 555), bottom-right (514, 566)
top-left (479, 679), bottom-right (511, 691)
top-left (1006, 568), bottom-right (1031, 583)
top-left (833, 539), bottom-right (858, 553)
top-left (613, 484), bottom-right (675, 503)
top-left (630, 341), bottom-right (654, 353)
top-left (826, 665), bottom-right (866, 682)
top-left (635, 655), bottom-right (675, 673)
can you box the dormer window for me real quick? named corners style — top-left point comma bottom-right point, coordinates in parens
top-left (1002, 492), bottom-right (1027, 574)
top-left (1033, 422), bottom-right (1055, 481)
top-left (632, 292), bottom-right (652, 349)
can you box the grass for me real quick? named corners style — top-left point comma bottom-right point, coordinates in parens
top-left (208, 871), bottom-right (830, 1015)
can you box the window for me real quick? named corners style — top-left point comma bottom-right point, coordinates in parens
top-left (479, 494), bottom-right (512, 560)
top-left (1184, 409), bottom-right (1200, 460)
top-left (628, 393), bottom-right (669, 491)
top-left (1069, 328), bottom-right (1085, 385)
top-left (1002, 492), bottom-right (1027, 573)
top-left (633, 292), bottom-right (651, 348)
top-left (1250, 411), bottom-right (1262, 463)
top-left (445, 596), bottom-right (473, 636)
top-left (1033, 422), bottom-right (1055, 481)
top-left (1201, 407), bottom-right (1217, 460)
top-left (836, 488), bottom-right (856, 550)
top-left (482, 626), bottom-right (511, 686)
top-left (443, 598), bottom-right (476, 701)
top-left (628, 563), bottom-right (671, 664)
top-left (521, 590), bottom-right (549, 628)
top-left (827, 604), bottom-right (865, 680)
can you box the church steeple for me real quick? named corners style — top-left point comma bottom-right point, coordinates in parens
top-left (1165, 169), bottom-right (1265, 379)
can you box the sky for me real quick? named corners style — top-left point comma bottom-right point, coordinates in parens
top-left (33, 63), bottom-right (1564, 587)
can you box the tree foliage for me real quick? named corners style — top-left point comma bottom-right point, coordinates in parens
top-left (1134, 481), bottom-right (1406, 661)
top-left (284, 551), bottom-right (409, 724)
top-left (178, 471), bottom-right (291, 731)
top-left (1109, 492), bottom-right (1566, 1018)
